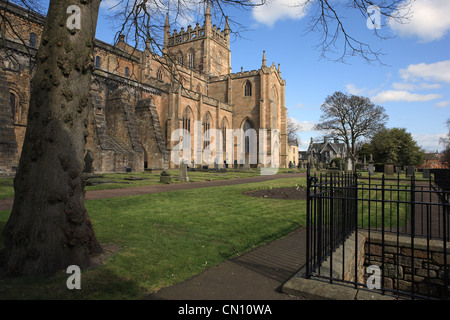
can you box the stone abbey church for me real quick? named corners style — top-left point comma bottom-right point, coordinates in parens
top-left (0, 1), bottom-right (289, 173)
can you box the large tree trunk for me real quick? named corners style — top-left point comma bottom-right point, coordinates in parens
top-left (2, 0), bottom-right (102, 276)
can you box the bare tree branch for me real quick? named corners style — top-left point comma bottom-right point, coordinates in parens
top-left (314, 91), bottom-right (389, 161)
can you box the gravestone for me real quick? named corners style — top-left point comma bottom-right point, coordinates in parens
top-left (395, 167), bottom-right (401, 175)
top-left (83, 150), bottom-right (94, 173)
top-left (384, 163), bottom-right (394, 176)
top-left (406, 166), bottom-right (415, 177)
top-left (242, 155), bottom-right (250, 170)
top-left (423, 168), bottom-right (430, 179)
top-left (347, 158), bottom-right (353, 171)
top-left (368, 163), bottom-right (374, 176)
top-left (179, 163), bottom-right (189, 182)
top-left (160, 170), bottom-right (171, 184)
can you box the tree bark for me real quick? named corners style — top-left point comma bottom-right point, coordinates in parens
top-left (2, 0), bottom-right (102, 276)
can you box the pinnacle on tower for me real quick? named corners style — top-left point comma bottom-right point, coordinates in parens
top-left (205, 0), bottom-right (211, 20)
top-left (163, 12), bottom-right (170, 51)
top-left (165, 12), bottom-right (169, 28)
top-left (224, 16), bottom-right (230, 36)
top-left (262, 50), bottom-right (267, 68)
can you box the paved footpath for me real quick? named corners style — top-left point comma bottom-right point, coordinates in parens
top-left (146, 228), bottom-right (307, 300)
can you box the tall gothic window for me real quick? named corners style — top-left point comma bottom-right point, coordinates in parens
top-left (29, 32), bottom-right (37, 47)
top-left (10, 92), bottom-right (17, 122)
top-left (243, 120), bottom-right (253, 154)
top-left (125, 67), bottom-right (130, 77)
top-left (271, 88), bottom-right (277, 128)
top-left (177, 52), bottom-right (183, 65)
top-left (95, 56), bottom-right (101, 69)
top-left (203, 114), bottom-right (211, 150)
top-left (182, 108), bottom-right (191, 150)
top-left (157, 68), bottom-right (163, 81)
top-left (182, 109), bottom-right (191, 133)
top-left (222, 118), bottom-right (229, 157)
top-left (244, 81), bottom-right (252, 97)
top-left (188, 52), bottom-right (195, 69)
top-left (216, 55), bottom-right (221, 73)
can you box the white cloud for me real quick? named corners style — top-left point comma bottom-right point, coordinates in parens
top-left (399, 60), bottom-right (450, 83)
top-left (289, 117), bottom-right (315, 132)
top-left (391, 82), bottom-right (442, 91)
top-left (346, 84), bottom-right (367, 95)
top-left (389, 0), bottom-right (450, 42)
top-left (371, 90), bottom-right (442, 104)
top-left (252, 0), bottom-right (309, 27)
top-left (435, 100), bottom-right (450, 108)
top-left (412, 133), bottom-right (445, 152)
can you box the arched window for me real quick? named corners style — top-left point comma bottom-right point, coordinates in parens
top-left (203, 113), bottom-right (212, 150)
top-left (271, 87), bottom-right (278, 128)
top-left (156, 68), bottom-right (163, 81)
top-left (176, 52), bottom-right (183, 65)
top-left (188, 52), bottom-right (195, 69)
top-left (95, 56), bottom-right (101, 69)
top-left (244, 81), bottom-right (252, 97)
top-left (182, 108), bottom-right (191, 133)
top-left (243, 120), bottom-right (253, 154)
top-left (125, 67), bottom-right (130, 77)
top-left (216, 55), bottom-right (221, 73)
top-left (29, 32), bottom-right (37, 47)
top-left (222, 117), bottom-right (229, 153)
top-left (10, 93), bottom-right (16, 122)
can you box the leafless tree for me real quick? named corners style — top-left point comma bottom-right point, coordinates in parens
top-left (293, 0), bottom-right (414, 64)
top-left (314, 91), bottom-right (388, 162)
top-left (287, 117), bottom-right (301, 146)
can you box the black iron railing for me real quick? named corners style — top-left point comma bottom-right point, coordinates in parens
top-left (306, 169), bottom-right (450, 300)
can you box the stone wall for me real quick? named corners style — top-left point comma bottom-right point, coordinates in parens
top-left (312, 232), bottom-right (366, 284)
top-left (362, 231), bottom-right (449, 299)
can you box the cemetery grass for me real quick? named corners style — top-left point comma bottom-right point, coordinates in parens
top-left (0, 168), bottom-right (305, 198)
top-left (0, 177), bottom-right (306, 299)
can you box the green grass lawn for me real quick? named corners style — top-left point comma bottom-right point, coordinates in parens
top-left (0, 167), bottom-right (305, 198)
top-left (0, 177), bottom-right (306, 299)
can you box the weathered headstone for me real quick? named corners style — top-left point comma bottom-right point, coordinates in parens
top-left (83, 150), bottom-right (94, 173)
top-left (347, 158), bottom-right (353, 171)
top-left (160, 170), bottom-right (171, 184)
top-left (395, 167), bottom-right (401, 175)
top-left (384, 163), bottom-right (394, 176)
top-left (422, 168), bottom-right (430, 179)
top-left (406, 166), bottom-right (415, 177)
top-left (179, 163), bottom-right (189, 182)
top-left (242, 155), bottom-right (250, 170)
top-left (368, 163), bottom-right (374, 176)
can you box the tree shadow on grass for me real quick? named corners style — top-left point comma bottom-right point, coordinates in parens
top-left (0, 242), bottom-right (145, 299)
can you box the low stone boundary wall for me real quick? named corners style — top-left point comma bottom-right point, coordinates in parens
top-left (362, 231), bottom-right (449, 299)
top-left (311, 232), bottom-right (366, 284)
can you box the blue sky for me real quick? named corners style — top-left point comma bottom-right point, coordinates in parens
top-left (94, 0), bottom-right (450, 152)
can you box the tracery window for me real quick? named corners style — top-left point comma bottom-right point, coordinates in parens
top-left (244, 81), bottom-right (252, 97)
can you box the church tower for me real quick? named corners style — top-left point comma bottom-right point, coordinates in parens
top-left (163, 1), bottom-right (231, 76)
